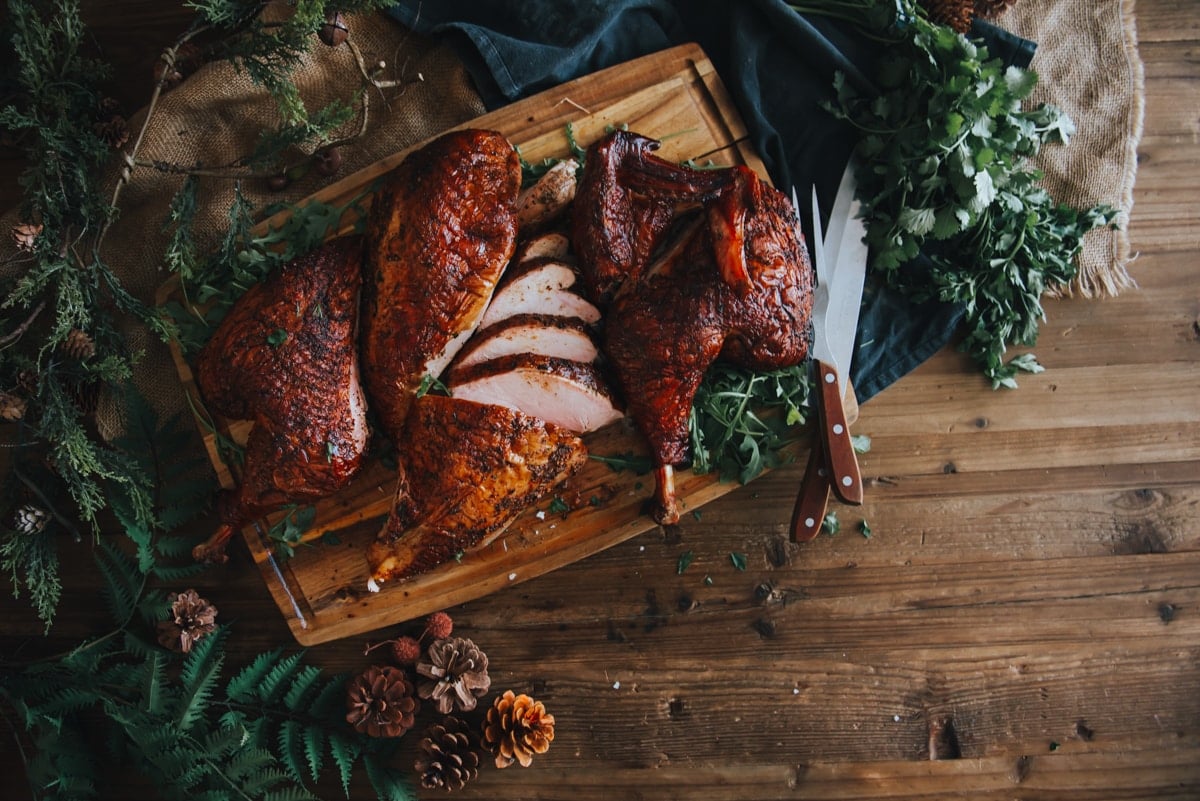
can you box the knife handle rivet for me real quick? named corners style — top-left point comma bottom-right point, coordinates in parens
top-left (824, 372), bottom-right (835, 384)
top-left (841, 476), bottom-right (853, 487)
top-left (833, 423), bottom-right (844, 435)
top-left (804, 517), bottom-right (816, 528)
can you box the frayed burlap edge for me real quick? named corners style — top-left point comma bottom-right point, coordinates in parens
top-left (999, 0), bottom-right (1146, 298)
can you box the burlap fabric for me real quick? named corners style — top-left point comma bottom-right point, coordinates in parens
top-left (999, 0), bottom-right (1145, 297)
top-left (1, 8), bottom-right (486, 440)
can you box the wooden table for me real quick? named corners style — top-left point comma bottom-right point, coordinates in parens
top-left (1, 2), bottom-right (1197, 799)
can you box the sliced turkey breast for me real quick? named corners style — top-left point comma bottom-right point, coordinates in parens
top-left (453, 314), bottom-right (600, 370)
top-left (446, 354), bottom-right (623, 434)
top-left (514, 231), bottom-right (572, 264)
top-left (478, 260), bottom-right (600, 329)
top-left (517, 158), bottom-right (579, 230)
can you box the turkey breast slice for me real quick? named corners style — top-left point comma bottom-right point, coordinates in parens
top-left (447, 354), bottom-right (624, 434)
top-left (453, 314), bottom-right (600, 370)
top-left (514, 231), bottom-right (572, 264)
top-left (478, 261), bottom-right (600, 329)
top-left (517, 158), bottom-right (579, 230)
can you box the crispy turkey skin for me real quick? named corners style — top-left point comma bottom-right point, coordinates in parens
top-left (193, 235), bottom-right (368, 562)
top-left (360, 128), bottom-right (521, 440)
top-left (368, 395), bottom-right (588, 584)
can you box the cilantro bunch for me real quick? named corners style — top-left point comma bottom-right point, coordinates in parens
top-left (824, 9), bottom-right (1116, 387)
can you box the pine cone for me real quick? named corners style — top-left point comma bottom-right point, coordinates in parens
top-left (417, 637), bottom-right (491, 714)
top-left (920, 0), bottom-right (974, 32)
top-left (94, 116), bottom-right (130, 149)
top-left (974, 0), bottom-right (1017, 19)
top-left (11, 222), bottom-right (42, 252)
top-left (11, 504), bottom-right (50, 535)
top-left (0, 391), bottom-right (27, 422)
top-left (415, 716), bottom-right (480, 791)
top-left (481, 690), bottom-right (555, 769)
top-left (155, 589), bottom-right (218, 653)
top-left (345, 665), bottom-right (420, 738)
top-left (61, 329), bottom-right (96, 361)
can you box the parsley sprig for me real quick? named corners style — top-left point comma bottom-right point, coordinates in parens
top-left (816, 4), bottom-right (1117, 387)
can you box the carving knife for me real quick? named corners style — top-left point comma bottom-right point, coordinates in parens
top-left (790, 163), bottom-right (868, 540)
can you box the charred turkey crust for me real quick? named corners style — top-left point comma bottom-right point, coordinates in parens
top-left (360, 128), bottom-right (522, 441)
top-left (368, 395), bottom-right (588, 582)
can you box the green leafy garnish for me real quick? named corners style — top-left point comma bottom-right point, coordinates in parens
top-left (690, 363), bottom-right (812, 485)
top-left (677, 551), bottom-right (695, 575)
top-left (547, 496), bottom-right (570, 515)
top-left (729, 552), bottom-right (748, 571)
top-left (590, 452), bottom-right (654, 475)
top-left (822, 512), bottom-right (841, 535)
top-left (816, 1), bottom-right (1116, 388)
top-left (266, 504), bottom-right (317, 561)
top-left (266, 328), bottom-right (288, 347)
top-left (859, 519), bottom-right (873, 539)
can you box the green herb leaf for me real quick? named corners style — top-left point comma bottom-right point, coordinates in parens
top-left (266, 328), bottom-right (288, 347)
top-left (859, 520), bottom-right (873, 539)
top-left (822, 512), bottom-right (840, 535)
top-left (677, 551), bottom-right (695, 575)
top-left (729, 552), bottom-right (748, 571)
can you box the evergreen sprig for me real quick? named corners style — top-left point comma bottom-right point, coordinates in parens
top-left (2, 496), bottom-right (415, 801)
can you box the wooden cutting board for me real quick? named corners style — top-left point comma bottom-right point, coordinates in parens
top-left (169, 43), bottom-right (853, 646)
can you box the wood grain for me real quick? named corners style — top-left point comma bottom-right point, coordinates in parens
top-left (2, 2), bottom-right (1198, 800)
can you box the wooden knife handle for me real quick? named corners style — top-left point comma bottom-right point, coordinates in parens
top-left (790, 435), bottom-right (831, 542)
top-left (815, 359), bottom-right (864, 505)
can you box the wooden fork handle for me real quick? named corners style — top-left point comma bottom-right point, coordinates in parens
top-left (790, 435), bottom-right (831, 542)
top-left (815, 358), bottom-right (864, 505)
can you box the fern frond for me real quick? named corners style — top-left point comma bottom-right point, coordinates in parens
top-left (282, 665), bottom-right (322, 711)
top-left (139, 650), bottom-right (169, 715)
top-left (278, 719), bottom-right (308, 784)
top-left (175, 627), bottom-right (228, 732)
top-left (225, 647), bottom-right (284, 702)
top-left (363, 752), bottom-right (417, 801)
top-left (257, 651), bottom-right (305, 704)
top-left (95, 540), bottom-right (143, 625)
top-left (327, 730), bottom-right (360, 797)
top-left (302, 724), bottom-right (326, 784)
top-left (33, 686), bottom-right (99, 717)
top-left (307, 672), bottom-right (347, 718)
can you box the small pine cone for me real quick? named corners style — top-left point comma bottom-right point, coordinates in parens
top-left (156, 588), bottom-right (218, 653)
top-left (11, 504), bottom-right (50, 535)
top-left (16, 370), bottom-right (38, 394)
top-left (920, 0), bottom-right (974, 32)
top-left (94, 116), bottom-right (130, 149)
top-left (974, 0), bottom-right (1017, 19)
top-left (0, 391), bottom-right (27, 422)
top-left (417, 637), bottom-right (491, 714)
top-left (11, 222), bottom-right (42, 252)
top-left (345, 665), bottom-right (420, 738)
top-left (415, 716), bottom-right (480, 791)
top-left (481, 690), bottom-right (556, 769)
top-left (61, 329), bottom-right (96, 361)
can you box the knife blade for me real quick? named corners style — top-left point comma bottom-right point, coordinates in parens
top-left (789, 163), bottom-right (867, 542)
top-left (809, 163), bottom-right (865, 506)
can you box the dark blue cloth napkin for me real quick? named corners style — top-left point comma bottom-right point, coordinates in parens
top-left (385, 0), bottom-right (1034, 402)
